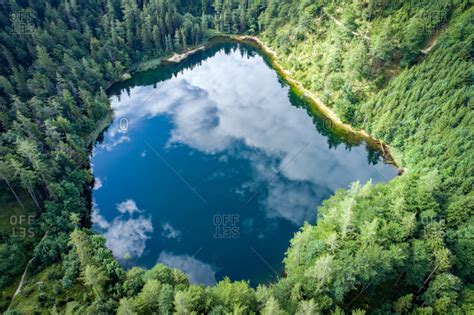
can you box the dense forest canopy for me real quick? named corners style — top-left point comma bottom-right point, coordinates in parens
top-left (0, 0), bottom-right (472, 313)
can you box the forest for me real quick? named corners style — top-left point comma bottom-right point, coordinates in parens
top-left (0, 0), bottom-right (472, 314)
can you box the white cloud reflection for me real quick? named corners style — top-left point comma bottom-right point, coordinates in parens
top-left (92, 200), bottom-right (153, 260)
top-left (100, 47), bottom-right (396, 226)
top-left (93, 177), bottom-right (103, 190)
top-left (161, 222), bottom-right (181, 240)
top-left (157, 251), bottom-right (217, 286)
top-left (104, 216), bottom-right (153, 260)
top-left (92, 202), bottom-right (109, 229)
top-left (117, 199), bottom-right (141, 214)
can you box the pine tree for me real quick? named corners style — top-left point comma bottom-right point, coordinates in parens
top-left (152, 25), bottom-right (163, 52)
top-left (201, 13), bottom-right (208, 33)
top-left (173, 31), bottom-right (181, 51)
top-left (165, 34), bottom-right (173, 52)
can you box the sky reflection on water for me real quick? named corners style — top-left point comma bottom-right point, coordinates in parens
top-left (92, 43), bottom-right (398, 286)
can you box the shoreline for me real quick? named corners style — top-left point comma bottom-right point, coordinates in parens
top-left (229, 35), bottom-right (402, 173)
top-left (108, 34), bottom-right (402, 173)
top-left (166, 45), bottom-right (206, 63)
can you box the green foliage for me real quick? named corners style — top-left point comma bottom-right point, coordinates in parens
top-left (0, 0), bottom-right (472, 314)
top-left (252, 2), bottom-right (472, 312)
top-left (0, 236), bottom-right (28, 287)
top-left (211, 277), bottom-right (257, 312)
top-left (261, 296), bottom-right (286, 315)
top-left (279, 167), bottom-right (472, 312)
top-left (133, 279), bottom-right (162, 313)
top-left (159, 283), bottom-right (174, 315)
top-left (144, 263), bottom-right (189, 288)
top-left (123, 267), bottom-right (145, 297)
top-left (61, 248), bottom-right (79, 289)
top-left (117, 297), bottom-right (137, 315)
top-left (174, 285), bottom-right (208, 313)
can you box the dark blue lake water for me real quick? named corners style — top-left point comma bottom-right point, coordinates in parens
top-left (91, 42), bottom-right (397, 286)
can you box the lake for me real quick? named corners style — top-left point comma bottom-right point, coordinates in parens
top-left (91, 42), bottom-right (398, 286)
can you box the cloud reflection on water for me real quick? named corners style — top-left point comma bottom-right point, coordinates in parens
top-left (158, 251), bottom-right (217, 286)
top-left (92, 200), bottom-right (153, 260)
top-left (100, 48), bottom-right (394, 225)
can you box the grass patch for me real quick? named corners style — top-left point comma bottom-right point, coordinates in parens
top-left (8, 264), bottom-right (88, 314)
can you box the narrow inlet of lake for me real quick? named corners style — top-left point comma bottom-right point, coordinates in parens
top-left (91, 42), bottom-right (398, 286)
